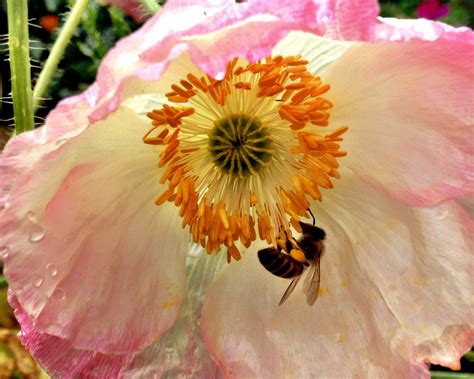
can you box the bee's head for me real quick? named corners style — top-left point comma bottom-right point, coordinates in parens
top-left (299, 222), bottom-right (326, 241)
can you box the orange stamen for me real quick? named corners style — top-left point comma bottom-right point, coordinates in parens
top-left (142, 55), bottom-right (348, 261)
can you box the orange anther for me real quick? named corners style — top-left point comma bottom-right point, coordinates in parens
top-left (235, 82), bottom-right (252, 90)
top-left (180, 79), bottom-right (193, 90)
top-left (327, 126), bottom-right (349, 138)
top-left (155, 188), bottom-right (175, 206)
top-left (168, 95), bottom-right (189, 103)
top-left (286, 59), bottom-right (309, 66)
top-left (187, 73), bottom-right (208, 92)
top-left (311, 84), bottom-right (330, 97)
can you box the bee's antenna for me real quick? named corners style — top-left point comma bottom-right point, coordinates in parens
top-left (308, 208), bottom-right (316, 225)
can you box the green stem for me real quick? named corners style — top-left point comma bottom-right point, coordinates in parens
top-left (7, 0), bottom-right (34, 134)
top-left (139, 0), bottom-right (160, 15)
top-left (431, 372), bottom-right (474, 379)
top-left (33, 0), bottom-right (89, 112)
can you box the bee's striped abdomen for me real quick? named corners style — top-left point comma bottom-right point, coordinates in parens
top-left (258, 248), bottom-right (304, 279)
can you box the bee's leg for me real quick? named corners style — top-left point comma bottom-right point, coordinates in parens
top-left (308, 208), bottom-right (316, 226)
top-left (278, 228), bottom-right (292, 253)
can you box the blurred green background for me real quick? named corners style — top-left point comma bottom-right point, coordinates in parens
top-left (0, 0), bottom-right (473, 377)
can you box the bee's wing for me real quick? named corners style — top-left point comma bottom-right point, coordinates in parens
top-left (278, 275), bottom-right (301, 306)
top-left (303, 258), bottom-right (320, 306)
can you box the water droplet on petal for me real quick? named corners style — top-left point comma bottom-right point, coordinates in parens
top-left (26, 211), bottom-right (37, 222)
top-left (0, 246), bottom-right (10, 259)
top-left (33, 277), bottom-right (44, 288)
top-left (46, 263), bottom-right (58, 277)
top-left (29, 228), bottom-right (45, 242)
top-left (25, 211), bottom-right (45, 242)
top-left (51, 288), bottom-right (65, 301)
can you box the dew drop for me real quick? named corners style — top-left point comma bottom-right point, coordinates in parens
top-left (51, 288), bottom-right (66, 301)
top-left (25, 211), bottom-right (45, 242)
top-left (0, 246), bottom-right (10, 259)
top-left (26, 211), bottom-right (37, 222)
top-left (46, 263), bottom-right (58, 277)
top-left (29, 228), bottom-right (45, 242)
top-left (33, 276), bottom-right (44, 288)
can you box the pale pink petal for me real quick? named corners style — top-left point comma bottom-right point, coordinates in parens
top-left (81, 0), bottom-right (383, 124)
top-left (273, 31), bottom-right (352, 75)
top-left (120, 251), bottom-right (226, 378)
top-left (90, 0), bottom-right (327, 121)
top-left (1, 106), bottom-right (187, 356)
top-left (323, 37), bottom-right (474, 206)
top-left (88, 1), bottom-right (474, 126)
top-left (0, 90), bottom-right (96, 214)
top-left (200, 174), bottom-right (473, 376)
top-left (321, 174), bottom-right (474, 370)
top-left (141, 0), bottom-right (324, 76)
top-left (375, 17), bottom-right (474, 43)
top-left (9, 293), bottom-right (134, 378)
top-left (322, 0), bottom-right (380, 41)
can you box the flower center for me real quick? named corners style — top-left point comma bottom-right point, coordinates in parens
top-left (209, 114), bottom-right (273, 177)
top-left (143, 56), bottom-right (348, 262)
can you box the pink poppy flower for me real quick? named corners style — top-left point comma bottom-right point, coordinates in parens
top-left (416, 0), bottom-right (450, 20)
top-left (1, 0), bottom-right (473, 377)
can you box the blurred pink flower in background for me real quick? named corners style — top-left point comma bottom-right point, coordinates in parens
top-left (0, 0), bottom-right (473, 377)
top-left (97, 0), bottom-right (150, 22)
top-left (416, 0), bottom-right (450, 20)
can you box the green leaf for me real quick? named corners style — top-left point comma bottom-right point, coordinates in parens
top-left (0, 276), bottom-right (8, 290)
top-left (108, 6), bottom-right (132, 37)
top-left (45, 0), bottom-right (61, 12)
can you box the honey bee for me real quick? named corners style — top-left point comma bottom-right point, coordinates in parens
top-left (258, 219), bottom-right (325, 306)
